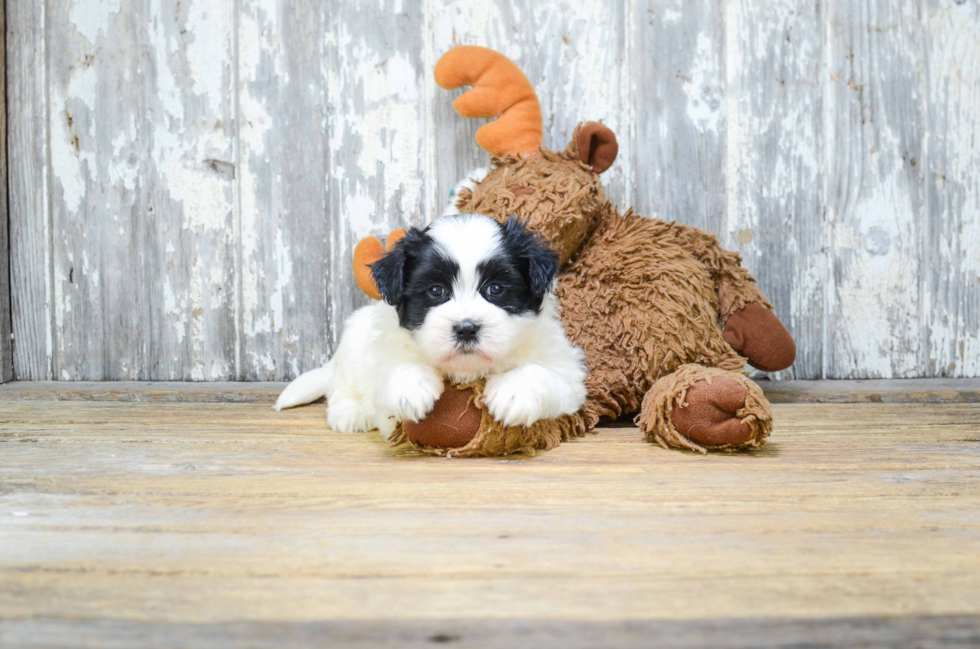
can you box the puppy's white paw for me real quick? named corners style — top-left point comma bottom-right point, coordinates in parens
top-left (484, 365), bottom-right (553, 428)
top-left (382, 363), bottom-right (444, 422)
top-left (327, 398), bottom-right (374, 434)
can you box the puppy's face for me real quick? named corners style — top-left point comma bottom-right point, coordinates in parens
top-left (370, 214), bottom-right (559, 378)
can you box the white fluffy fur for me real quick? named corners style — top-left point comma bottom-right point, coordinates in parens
top-left (275, 304), bottom-right (443, 439)
top-left (276, 215), bottom-right (587, 435)
top-left (443, 167), bottom-right (489, 217)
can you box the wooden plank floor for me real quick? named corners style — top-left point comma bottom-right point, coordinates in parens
top-left (1, 389), bottom-right (979, 647)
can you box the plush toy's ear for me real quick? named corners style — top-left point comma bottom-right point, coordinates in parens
top-left (353, 229), bottom-right (409, 300)
top-left (353, 236), bottom-right (386, 300)
top-left (573, 122), bottom-right (618, 174)
top-left (501, 215), bottom-right (559, 297)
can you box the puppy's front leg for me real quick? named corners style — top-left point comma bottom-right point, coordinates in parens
top-left (380, 362), bottom-right (445, 423)
top-left (484, 364), bottom-right (586, 428)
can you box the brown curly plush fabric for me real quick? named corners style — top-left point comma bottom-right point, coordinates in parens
top-left (456, 144), bottom-right (607, 266)
top-left (555, 209), bottom-right (748, 428)
top-left (390, 381), bottom-right (587, 458)
top-left (450, 124), bottom-right (787, 452)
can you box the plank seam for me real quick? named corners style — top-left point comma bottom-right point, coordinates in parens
top-left (232, 0), bottom-right (243, 380)
top-left (42, 0), bottom-right (54, 380)
top-left (1, 379), bottom-right (978, 404)
top-left (0, 0), bottom-right (10, 382)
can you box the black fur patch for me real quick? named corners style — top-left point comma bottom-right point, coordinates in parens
top-left (370, 227), bottom-right (459, 330)
top-left (370, 214), bottom-right (559, 330)
top-left (484, 215), bottom-right (559, 313)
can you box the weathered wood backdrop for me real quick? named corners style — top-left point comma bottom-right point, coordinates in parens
top-left (5, 0), bottom-right (979, 381)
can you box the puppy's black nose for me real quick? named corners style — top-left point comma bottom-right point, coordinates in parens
top-left (453, 320), bottom-right (481, 344)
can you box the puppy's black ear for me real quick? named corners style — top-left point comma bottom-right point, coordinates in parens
top-left (502, 215), bottom-right (559, 297)
top-left (369, 227), bottom-right (426, 305)
top-left (369, 247), bottom-right (405, 305)
top-left (525, 240), bottom-right (560, 297)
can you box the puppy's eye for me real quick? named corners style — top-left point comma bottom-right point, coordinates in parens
top-left (427, 286), bottom-right (446, 298)
top-left (486, 284), bottom-right (504, 297)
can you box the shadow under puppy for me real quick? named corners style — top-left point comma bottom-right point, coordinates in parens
top-left (276, 214), bottom-right (587, 442)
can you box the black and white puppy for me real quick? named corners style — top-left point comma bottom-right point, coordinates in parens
top-left (275, 214), bottom-right (587, 438)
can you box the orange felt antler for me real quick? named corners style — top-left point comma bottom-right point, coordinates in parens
top-left (353, 229), bottom-right (406, 300)
top-left (434, 46), bottom-right (542, 157)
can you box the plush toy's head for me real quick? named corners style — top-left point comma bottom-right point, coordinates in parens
top-left (435, 46), bottom-right (619, 266)
top-left (353, 46), bottom-right (620, 297)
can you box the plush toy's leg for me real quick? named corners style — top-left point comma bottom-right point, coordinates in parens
top-left (391, 380), bottom-right (586, 458)
top-left (636, 364), bottom-right (772, 453)
top-left (580, 369), bottom-right (642, 431)
top-left (667, 223), bottom-right (796, 372)
top-left (722, 302), bottom-right (796, 372)
top-left (667, 222), bottom-right (768, 315)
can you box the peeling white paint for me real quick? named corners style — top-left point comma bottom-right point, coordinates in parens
top-left (12, 0), bottom-right (980, 380)
top-left (919, 3), bottom-right (980, 377)
top-left (832, 178), bottom-right (922, 377)
top-left (163, 277), bottom-right (187, 344)
top-left (50, 66), bottom-right (99, 215)
top-left (108, 125), bottom-right (138, 192)
top-left (353, 52), bottom-right (423, 218)
top-left (238, 3), bottom-right (277, 347)
top-left (684, 33), bottom-right (723, 134)
top-left (185, 1), bottom-right (232, 101)
top-left (169, 165), bottom-right (230, 232)
top-left (70, 0), bottom-right (122, 45)
top-left (270, 226), bottom-right (293, 332)
top-left (49, 108), bottom-right (89, 215)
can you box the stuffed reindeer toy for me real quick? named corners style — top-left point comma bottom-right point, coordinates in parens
top-left (353, 46), bottom-right (796, 456)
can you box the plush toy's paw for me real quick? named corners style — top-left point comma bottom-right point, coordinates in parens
top-left (724, 303), bottom-right (796, 372)
top-left (403, 383), bottom-right (483, 449)
top-left (670, 377), bottom-right (754, 447)
top-left (484, 366), bottom-right (553, 428)
top-left (382, 363), bottom-right (444, 423)
top-left (639, 365), bottom-right (771, 453)
top-left (396, 380), bottom-right (587, 457)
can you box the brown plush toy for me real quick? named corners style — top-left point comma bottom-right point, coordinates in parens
top-left (353, 46), bottom-right (796, 456)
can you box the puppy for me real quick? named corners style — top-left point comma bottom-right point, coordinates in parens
top-left (275, 214), bottom-right (587, 439)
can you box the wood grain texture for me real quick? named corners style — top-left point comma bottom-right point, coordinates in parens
top-left (824, 0), bottom-right (927, 378)
top-left (725, 0), bottom-right (823, 380)
top-left (2, 615), bottom-right (979, 649)
top-left (6, 2), bottom-right (980, 380)
top-left (7, 0), bottom-right (51, 379)
top-left (632, 0), bottom-right (724, 234)
top-left (760, 377), bottom-right (980, 403)
top-left (0, 0), bottom-right (11, 384)
top-left (139, 0), bottom-right (238, 381)
top-left (2, 378), bottom-right (979, 403)
top-left (16, 0), bottom-right (238, 380)
top-left (1, 400), bottom-right (979, 645)
top-left (237, 0), bottom-right (332, 380)
top-left (47, 0), bottom-right (140, 380)
top-left (922, 0), bottom-right (980, 377)
top-left (324, 1), bottom-right (428, 363)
